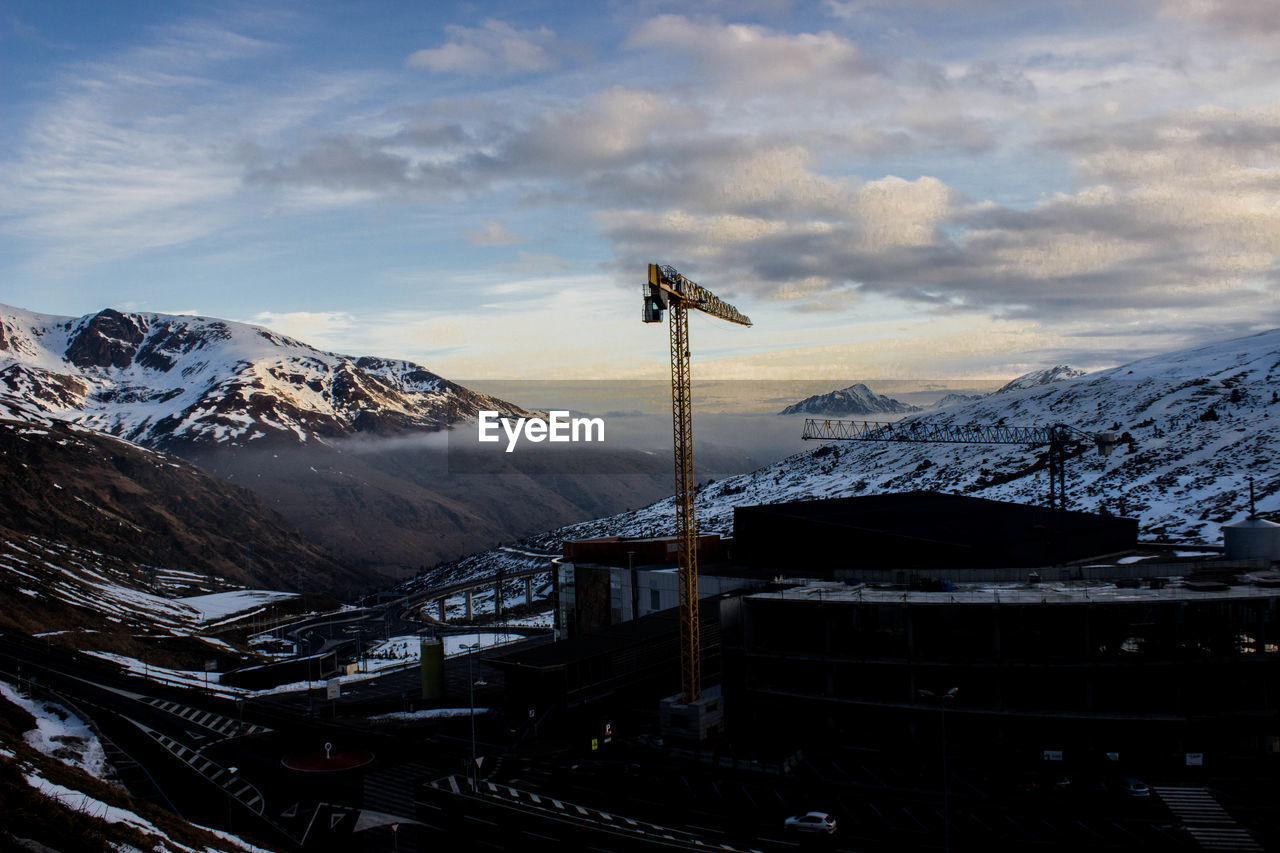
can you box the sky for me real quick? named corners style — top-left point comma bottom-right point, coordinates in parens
top-left (3, 0), bottom-right (1280, 380)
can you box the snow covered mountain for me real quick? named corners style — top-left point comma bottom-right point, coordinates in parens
top-left (996, 365), bottom-right (1086, 393)
top-left (779, 382), bottom-right (920, 416)
top-left (929, 392), bottom-right (986, 409)
top-left (424, 329), bottom-right (1279, 583)
top-left (0, 304), bottom-right (530, 449)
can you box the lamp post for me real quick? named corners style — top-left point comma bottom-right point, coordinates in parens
top-left (919, 687), bottom-right (958, 853)
top-left (461, 642), bottom-right (478, 786)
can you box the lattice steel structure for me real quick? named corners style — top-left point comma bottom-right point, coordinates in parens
top-left (644, 264), bottom-right (751, 702)
top-left (801, 418), bottom-right (1114, 512)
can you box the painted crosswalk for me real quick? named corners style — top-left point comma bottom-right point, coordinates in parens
top-left (360, 761), bottom-right (440, 853)
top-left (143, 697), bottom-right (270, 738)
top-left (125, 717), bottom-right (265, 815)
top-left (362, 759), bottom-right (435, 818)
top-left (429, 774), bottom-right (763, 852)
top-left (1154, 787), bottom-right (1263, 852)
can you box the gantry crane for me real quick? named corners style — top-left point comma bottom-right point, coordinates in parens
top-left (801, 418), bottom-right (1116, 511)
top-left (644, 263), bottom-right (751, 703)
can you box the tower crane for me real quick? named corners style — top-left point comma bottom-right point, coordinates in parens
top-left (644, 264), bottom-right (751, 703)
top-left (801, 418), bottom-right (1117, 511)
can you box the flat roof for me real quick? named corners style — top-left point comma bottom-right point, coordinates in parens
top-left (750, 579), bottom-right (1280, 606)
top-left (489, 607), bottom-right (687, 671)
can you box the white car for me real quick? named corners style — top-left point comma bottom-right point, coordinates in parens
top-left (1121, 777), bottom-right (1150, 798)
top-left (784, 811), bottom-right (838, 834)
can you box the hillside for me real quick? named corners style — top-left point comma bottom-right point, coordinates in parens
top-left (183, 441), bottom-right (683, 578)
top-left (0, 407), bottom-right (362, 595)
top-left (0, 677), bottom-right (280, 852)
top-left (420, 329), bottom-right (1280, 585)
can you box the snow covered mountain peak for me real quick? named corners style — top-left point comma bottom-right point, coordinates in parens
top-left (997, 365), bottom-right (1086, 393)
top-left (0, 303), bottom-right (529, 449)
top-left (779, 382), bottom-right (920, 416)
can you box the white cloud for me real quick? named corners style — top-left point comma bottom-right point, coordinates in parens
top-left (465, 220), bottom-right (522, 246)
top-left (10, 4), bottom-right (1280, 378)
top-left (498, 252), bottom-right (568, 274)
top-left (0, 21), bottom-right (375, 275)
top-left (852, 176), bottom-right (953, 250)
top-left (249, 311), bottom-right (357, 344)
top-left (1156, 0), bottom-right (1280, 37)
top-left (625, 15), bottom-right (875, 94)
top-left (406, 20), bottom-right (562, 75)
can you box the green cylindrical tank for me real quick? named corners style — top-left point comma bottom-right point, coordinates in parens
top-left (420, 637), bottom-right (444, 701)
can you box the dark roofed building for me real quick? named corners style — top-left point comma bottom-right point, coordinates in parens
top-left (734, 491), bottom-right (1137, 576)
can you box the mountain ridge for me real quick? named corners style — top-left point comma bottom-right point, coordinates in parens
top-left (779, 382), bottom-right (920, 416)
top-left (0, 303), bottom-right (531, 450)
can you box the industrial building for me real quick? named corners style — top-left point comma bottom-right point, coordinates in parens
top-left (733, 491), bottom-right (1138, 581)
top-left (497, 491), bottom-right (1280, 769)
top-left (552, 534), bottom-right (767, 638)
top-left (720, 575), bottom-right (1280, 766)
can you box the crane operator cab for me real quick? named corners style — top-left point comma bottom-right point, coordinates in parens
top-left (643, 263), bottom-right (669, 323)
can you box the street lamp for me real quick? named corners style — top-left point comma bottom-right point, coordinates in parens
top-left (461, 642), bottom-right (479, 786)
top-left (919, 687), bottom-right (958, 853)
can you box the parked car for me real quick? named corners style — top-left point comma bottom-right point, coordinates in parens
top-left (784, 811), bottom-right (838, 835)
top-left (1120, 777), bottom-right (1150, 798)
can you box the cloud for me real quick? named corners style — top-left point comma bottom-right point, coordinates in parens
top-left (465, 220), bottom-right (522, 246)
top-left (498, 252), bottom-right (568, 274)
top-left (238, 87), bottom-right (702, 199)
top-left (246, 135), bottom-right (411, 194)
top-left (599, 174), bottom-right (956, 300)
top-left (406, 19), bottom-right (563, 75)
top-left (0, 18), bottom-right (373, 273)
top-left (9, 15), bottom-right (74, 50)
top-left (625, 15), bottom-right (876, 94)
top-left (249, 310), bottom-right (357, 344)
top-left (13, 2), bottom-right (1280, 372)
top-left (1156, 0), bottom-right (1280, 37)
top-left (599, 137), bottom-right (1280, 326)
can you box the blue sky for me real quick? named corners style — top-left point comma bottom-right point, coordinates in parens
top-left (4, 0), bottom-right (1280, 379)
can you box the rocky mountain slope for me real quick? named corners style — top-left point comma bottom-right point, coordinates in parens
top-left (424, 329), bottom-right (1279, 584)
top-left (779, 382), bottom-right (919, 416)
top-left (0, 304), bottom-right (531, 450)
top-left (0, 405), bottom-right (363, 596)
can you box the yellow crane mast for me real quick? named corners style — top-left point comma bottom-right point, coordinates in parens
top-left (643, 263), bottom-right (751, 703)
